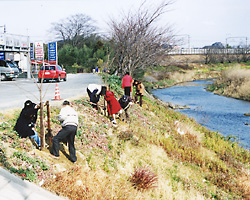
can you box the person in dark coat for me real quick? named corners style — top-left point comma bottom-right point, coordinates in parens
top-left (118, 95), bottom-right (133, 120)
top-left (14, 100), bottom-right (41, 148)
top-left (87, 84), bottom-right (107, 110)
top-left (104, 90), bottom-right (122, 125)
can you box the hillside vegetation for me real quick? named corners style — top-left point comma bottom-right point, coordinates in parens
top-left (0, 74), bottom-right (250, 199)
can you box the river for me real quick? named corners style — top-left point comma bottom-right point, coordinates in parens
top-left (152, 79), bottom-right (250, 149)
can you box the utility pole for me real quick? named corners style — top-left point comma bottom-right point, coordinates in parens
top-left (226, 36), bottom-right (248, 48)
top-left (0, 25), bottom-right (6, 33)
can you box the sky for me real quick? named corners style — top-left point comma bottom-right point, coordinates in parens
top-left (0, 0), bottom-right (249, 48)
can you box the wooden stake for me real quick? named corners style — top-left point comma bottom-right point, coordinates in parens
top-left (46, 101), bottom-right (52, 148)
top-left (40, 102), bottom-right (45, 150)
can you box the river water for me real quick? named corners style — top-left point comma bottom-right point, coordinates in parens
top-left (152, 79), bottom-right (250, 148)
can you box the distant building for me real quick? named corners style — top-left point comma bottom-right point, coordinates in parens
top-left (203, 42), bottom-right (224, 49)
top-left (0, 33), bottom-right (29, 72)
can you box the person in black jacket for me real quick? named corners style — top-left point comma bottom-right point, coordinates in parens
top-left (14, 100), bottom-right (41, 148)
top-left (118, 95), bottom-right (133, 120)
top-left (87, 84), bottom-right (107, 110)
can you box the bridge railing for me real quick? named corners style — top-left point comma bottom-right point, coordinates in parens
top-left (167, 48), bottom-right (250, 55)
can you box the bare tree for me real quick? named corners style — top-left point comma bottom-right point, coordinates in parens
top-left (108, 0), bottom-right (175, 76)
top-left (50, 14), bottom-right (97, 46)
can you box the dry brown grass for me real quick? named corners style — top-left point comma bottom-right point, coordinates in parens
top-left (43, 166), bottom-right (144, 200)
top-left (211, 68), bottom-right (250, 101)
top-left (169, 70), bottom-right (197, 83)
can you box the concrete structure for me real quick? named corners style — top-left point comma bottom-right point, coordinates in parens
top-left (0, 167), bottom-right (67, 200)
top-left (0, 33), bottom-right (30, 72)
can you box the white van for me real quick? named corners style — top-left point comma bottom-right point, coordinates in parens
top-left (0, 60), bottom-right (20, 81)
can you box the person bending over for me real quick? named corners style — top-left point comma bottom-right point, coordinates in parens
top-left (50, 100), bottom-right (78, 163)
top-left (104, 90), bottom-right (122, 125)
top-left (87, 84), bottom-right (107, 110)
top-left (14, 100), bottom-right (41, 149)
top-left (119, 95), bottom-right (133, 120)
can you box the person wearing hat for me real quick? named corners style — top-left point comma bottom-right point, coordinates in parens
top-left (14, 100), bottom-right (41, 149)
top-left (50, 100), bottom-right (78, 162)
top-left (118, 95), bottom-right (133, 120)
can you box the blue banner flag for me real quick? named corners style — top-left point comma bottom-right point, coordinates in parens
top-left (30, 43), bottom-right (34, 60)
top-left (48, 42), bottom-right (57, 64)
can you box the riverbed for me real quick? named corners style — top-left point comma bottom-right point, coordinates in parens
top-left (152, 79), bottom-right (250, 148)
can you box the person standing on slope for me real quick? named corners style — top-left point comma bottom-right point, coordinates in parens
top-left (122, 72), bottom-right (133, 97)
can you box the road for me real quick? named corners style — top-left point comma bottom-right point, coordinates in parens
top-left (0, 73), bottom-right (103, 111)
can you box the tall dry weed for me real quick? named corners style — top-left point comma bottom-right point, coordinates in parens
top-left (169, 71), bottom-right (196, 83)
top-left (128, 166), bottom-right (158, 191)
top-left (212, 68), bottom-right (250, 100)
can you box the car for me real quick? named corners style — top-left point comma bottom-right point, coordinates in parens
top-left (10, 61), bottom-right (22, 73)
top-left (38, 65), bottom-right (66, 83)
top-left (0, 60), bottom-right (20, 81)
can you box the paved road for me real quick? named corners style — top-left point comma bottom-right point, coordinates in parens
top-left (0, 73), bottom-right (103, 199)
top-left (0, 73), bottom-right (103, 111)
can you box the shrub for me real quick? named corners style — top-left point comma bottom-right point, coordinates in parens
top-left (128, 166), bottom-right (158, 191)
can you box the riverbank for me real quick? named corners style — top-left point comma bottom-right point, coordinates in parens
top-left (143, 63), bottom-right (250, 95)
top-left (0, 74), bottom-right (250, 199)
top-left (152, 79), bottom-right (250, 148)
top-left (207, 67), bottom-right (250, 101)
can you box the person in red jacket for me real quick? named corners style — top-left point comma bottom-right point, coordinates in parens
top-left (104, 90), bottom-right (122, 125)
top-left (122, 72), bottom-right (133, 97)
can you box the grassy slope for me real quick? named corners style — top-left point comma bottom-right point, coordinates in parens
top-left (0, 74), bottom-right (250, 199)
